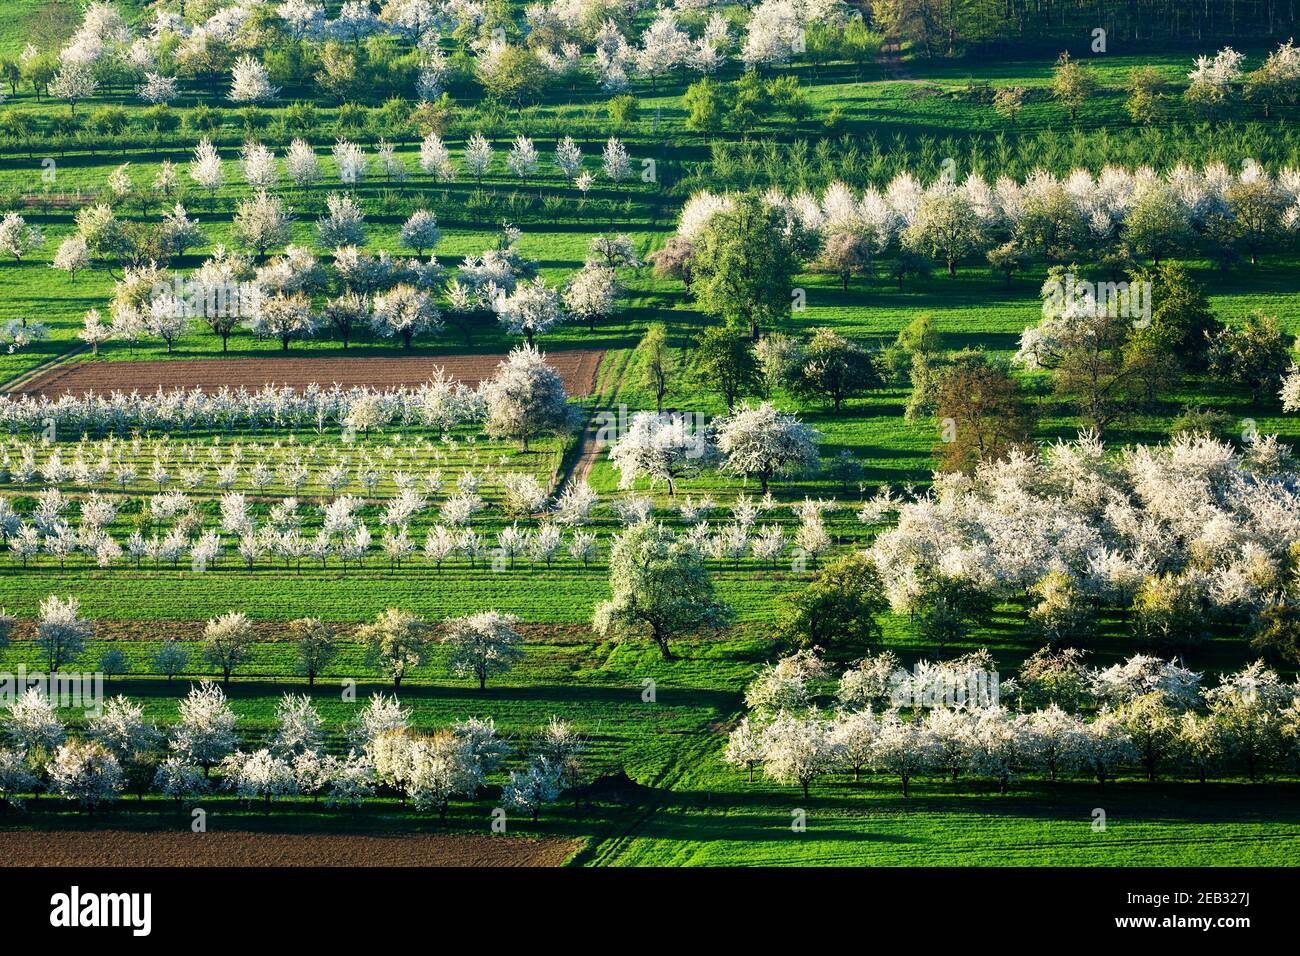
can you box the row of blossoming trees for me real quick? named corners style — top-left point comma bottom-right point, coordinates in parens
top-left (10, 388), bottom-right (1300, 657)
top-left (665, 160), bottom-right (1300, 294)
top-left (13, 410), bottom-right (1300, 660)
top-left (0, 373), bottom-right (832, 576)
top-left (5, 595), bottom-right (589, 822)
top-left (5, 595), bottom-right (540, 689)
top-left (0, 684), bottom-right (584, 821)
top-left (646, 162), bottom-right (1300, 432)
top-left (725, 649), bottom-right (1300, 797)
top-left (8, 158), bottom-right (1300, 362)
top-left (859, 432), bottom-right (1300, 656)
top-left (0, 487), bottom-right (838, 577)
top-left (38, 211), bottom-right (637, 357)
top-left (18, 3), bottom-right (1298, 122)
top-left (12, 627), bottom-right (1299, 817)
top-left (0, 343), bottom-right (572, 447)
top-left (10, 0), bottom-right (859, 115)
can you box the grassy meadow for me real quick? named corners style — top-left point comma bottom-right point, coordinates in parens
top-left (1, 4), bottom-right (1299, 867)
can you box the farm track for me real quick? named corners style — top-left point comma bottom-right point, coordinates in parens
top-left (554, 342), bottom-right (637, 497)
top-left (0, 345), bottom-right (89, 394)
top-left (552, 207), bottom-right (663, 499)
top-left (15, 350), bottom-right (605, 399)
top-left (0, 829), bottom-right (579, 867)
top-left (572, 710), bottom-right (736, 867)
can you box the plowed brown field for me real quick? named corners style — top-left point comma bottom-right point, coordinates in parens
top-left (16, 350), bottom-right (604, 398)
top-left (1, 830), bottom-right (578, 867)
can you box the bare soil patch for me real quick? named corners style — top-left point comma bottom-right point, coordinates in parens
top-left (17, 350), bottom-right (604, 399)
top-left (0, 830), bottom-right (577, 867)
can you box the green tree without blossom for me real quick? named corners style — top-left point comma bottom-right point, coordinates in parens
top-left (692, 194), bottom-right (799, 340)
top-left (593, 522), bottom-right (734, 660)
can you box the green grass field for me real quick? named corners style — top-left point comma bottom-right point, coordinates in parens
top-left (2, 5), bottom-right (1299, 866)
top-left (4, 636), bottom-right (1298, 866)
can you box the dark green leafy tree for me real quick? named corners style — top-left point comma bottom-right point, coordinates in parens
top-left (793, 327), bottom-right (881, 412)
top-left (697, 325), bottom-right (759, 411)
top-left (778, 553), bottom-right (888, 650)
top-left (1207, 311), bottom-right (1290, 401)
top-left (692, 194), bottom-right (799, 339)
top-left (593, 522), bottom-right (734, 661)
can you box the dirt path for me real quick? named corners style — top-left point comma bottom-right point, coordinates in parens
top-left (1, 346), bottom-right (89, 395)
top-left (552, 348), bottom-right (635, 495)
top-left (2, 618), bottom-right (605, 645)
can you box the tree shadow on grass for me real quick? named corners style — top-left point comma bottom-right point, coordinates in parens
top-left (112, 678), bottom-right (742, 716)
top-left (673, 778), bottom-right (1300, 827)
top-left (626, 811), bottom-right (922, 845)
